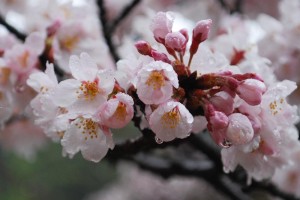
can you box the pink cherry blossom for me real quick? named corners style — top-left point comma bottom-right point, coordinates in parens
top-left (4, 31), bottom-right (45, 83)
top-left (97, 93), bottom-right (134, 129)
top-left (165, 32), bottom-right (187, 52)
top-left (136, 60), bottom-right (178, 105)
top-left (149, 101), bottom-right (193, 142)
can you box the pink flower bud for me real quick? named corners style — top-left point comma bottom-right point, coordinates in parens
top-left (47, 20), bottom-right (61, 37)
top-left (226, 113), bottom-right (254, 145)
top-left (210, 91), bottom-right (234, 115)
top-left (150, 12), bottom-right (174, 44)
top-left (236, 79), bottom-right (267, 106)
top-left (209, 111), bottom-right (229, 130)
top-left (135, 41), bottom-right (152, 56)
top-left (97, 93), bottom-right (134, 129)
top-left (165, 32), bottom-right (187, 52)
top-left (151, 50), bottom-right (171, 64)
top-left (190, 19), bottom-right (212, 55)
top-left (205, 104), bottom-right (229, 146)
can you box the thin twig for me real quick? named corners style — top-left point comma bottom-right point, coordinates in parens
top-left (231, 0), bottom-right (244, 14)
top-left (0, 15), bottom-right (26, 41)
top-left (106, 128), bottom-right (190, 161)
top-left (131, 153), bottom-right (252, 200)
top-left (97, 0), bottom-right (120, 63)
top-left (109, 0), bottom-right (142, 33)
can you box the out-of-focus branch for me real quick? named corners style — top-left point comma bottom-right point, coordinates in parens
top-left (215, 0), bottom-right (244, 14)
top-left (109, 0), bottom-right (141, 33)
top-left (131, 153), bottom-right (252, 200)
top-left (97, 0), bottom-right (142, 63)
top-left (38, 53), bottom-right (65, 78)
top-left (0, 15), bottom-right (26, 41)
top-left (244, 181), bottom-right (300, 200)
top-left (232, 0), bottom-right (244, 14)
top-left (107, 130), bottom-right (300, 200)
top-left (0, 15), bottom-right (64, 77)
top-left (97, 0), bottom-right (120, 63)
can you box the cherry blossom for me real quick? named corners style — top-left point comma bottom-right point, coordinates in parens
top-left (149, 101), bottom-right (194, 142)
top-left (136, 60), bottom-right (178, 105)
top-left (53, 52), bottom-right (114, 114)
top-left (61, 115), bottom-right (114, 163)
top-left (97, 93), bottom-right (134, 129)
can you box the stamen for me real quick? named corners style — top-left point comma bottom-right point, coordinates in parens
top-left (76, 118), bottom-right (98, 140)
top-left (77, 80), bottom-right (101, 101)
top-left (146, 70), bottom-right (165, 90)
top-left (161, 106), bottom-right (181, 129)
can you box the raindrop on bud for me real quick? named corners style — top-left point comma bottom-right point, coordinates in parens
top-left (155, 136), bottom-right (163, 144)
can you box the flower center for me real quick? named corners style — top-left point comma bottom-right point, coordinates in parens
top-left (146, 70), bottom-right (165, 90)
top-left (161, 107), bottom-right (181, 129)
top-left (18, 51), bottom-right (30, 68)
top-left (113, 102), bottom-right (127, 121)
top-left (76, 118), bottom-right (98, 140)
top-left (78, 80), bottom-right (100, 101)
top-left (269, 98), bottom-right (284, 115)
top-left (60, 35), bottom-right (79, 52)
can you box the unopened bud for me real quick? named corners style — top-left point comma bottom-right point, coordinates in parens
top-left (165, 32), bottom-right (187, 52)
top-left (226, 113), bottom-right (254, 145)
top-left (190, 19), bottom-right (212, 55)
top-left (236, 79), bottom-right (267, 106)
top-left (151, 50), bottom-right (171, 64)
top-left (135, 41), bottom-right (152, 56)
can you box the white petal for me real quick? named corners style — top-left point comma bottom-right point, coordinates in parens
top-left (81, 131), bottom-right (109, 162)
top-left (53, 79), bottom-right (81, 107)
top-left (69, 54), bottom-right (97, 81)
top-left (61, 123), bottom-right (85, 156)
top-left (25, 32), bottom-right (46, 55)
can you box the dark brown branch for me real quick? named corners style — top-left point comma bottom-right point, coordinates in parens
top-left (109, 0), bottom-right (142, 33)
top-left (97, 0), bottom-right (120, 63)
top-left (0, 15), bottom-right (26, 41)
top-left (38, 54), bottom-right (65, 78)
top-left (131, 153), bottom-right (252, 200)
top-left (106, 128), bottom-right (189, 160)
top-left (231, 0), bottom-right (244, 14)
top-left (215, 0), bottom-right (244, 14)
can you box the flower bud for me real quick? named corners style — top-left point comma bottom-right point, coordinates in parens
top-left (226, 113), bottom-right (254, 145)
top-left (150, 12), bottom-right (174, 44)
top-left (190, 19), bottom-right (212, 55)
top-left (151, 50), bottom-right (171, 64)
top-left (236, 79), bottom-right (267, 106)
top-left (165, 32), bottom-right (187, 52)
top-left (135, 41), bottom-right (152, 56)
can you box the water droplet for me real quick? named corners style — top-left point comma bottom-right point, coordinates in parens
top-left (155, 137), bottom-right (163, 144)
top-left (221, 139), bottom-right (232, 148)
top-left (15, 84), bottom-right (25, 92)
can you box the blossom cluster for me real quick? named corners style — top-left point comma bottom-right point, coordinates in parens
top-left (28, 53), bottom-right (134, 162)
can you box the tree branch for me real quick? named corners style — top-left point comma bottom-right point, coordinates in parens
top-left (109, 0), bottom-right (142, 33)
top-left (131, 153), bottom-right (252, 200)
top-left (97, 0), bottom-right (120, 63)
top-left (244, 181), bottom-right (300, 200)
top-left (0, 15), bottom-right (26, 41)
